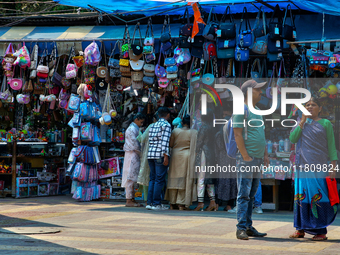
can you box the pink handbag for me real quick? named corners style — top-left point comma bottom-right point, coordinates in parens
top-left (66, 69), bottom-right (77, 79)
top-left (10, 78), bottom-right (23, 91)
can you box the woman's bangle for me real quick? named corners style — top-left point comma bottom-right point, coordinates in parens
top-left (299, 123), bottom-right (304, 129)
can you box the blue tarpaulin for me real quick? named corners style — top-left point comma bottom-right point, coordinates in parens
top-left (54, 0), bottom-right (340, 16)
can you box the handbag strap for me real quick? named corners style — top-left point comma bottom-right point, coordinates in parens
top-left (283, 4), bottom-right (295, 27)
top-left (67, 45), bottom-right (76, 65)
top-left (239, 7), bottom-right (251, 33)
top-left (145, 18), bottom-right (154, 38)
top-left (251, 58), bottom-right (261, 73)
top-left (221, 6), bottom-right (234, 23)
top-left (132, 22), bottom-right (142, 45)
top-left (278, 58), bottom-right (286, 78)
top-left (270, 4), bottom-right (282, 23)
top-left (102, 41), bottom-right (108, 68)
top-left (109, 40), bottom-right (119, 59)
top-left (122, 25), bottom-right (130, 45)
top-left (162, 15), bottom-right (171, 39)
top-left (183, 7), bottom-right (190, 26)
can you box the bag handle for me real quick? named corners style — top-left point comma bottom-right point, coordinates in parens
top-left (109, 40), bottom-right (119, 59)
top-left (183, 7), bottom-right (190, 26)
top-left (239, 7), bottom-right (251, 33)
top-left (283, 4), bottom-right (295, 27)
top-left (270, 4), bottom-right (282, 23)
top-left (122, 24), bottom-right (130, 45)
top-left (102, 41), bottom-right (108, 68)
top-left (161, 15), bottom-right (171, 39)
top-left (145, 17), bottom-right (154, 38)
top-left (221, 6), bottom-right (234, 24)
top-left (251, 58), bottom-right (261, 73)
top-left (133, 22), bottom-right (143, 46)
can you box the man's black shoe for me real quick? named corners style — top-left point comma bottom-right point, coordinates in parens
top-left (236, 229), bottom-right (249, 240)
top-left (246, 226), bottom-right (267, 237)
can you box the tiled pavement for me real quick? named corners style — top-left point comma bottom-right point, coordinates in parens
top-left (0, 196), bottom-right (340, 254)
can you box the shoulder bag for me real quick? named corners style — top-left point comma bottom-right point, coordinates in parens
top-left (218, 6), bottom-right (236, 39)
top-left (160, 15), bottom-right (171, 43)
top-left (237, 7), bottom-right (252, 48)
top-left (282, 4), bottom-right (296, 41)
top-left (144, 18), bottom-right (155, 46)
top-left (180, 7), bottom-right (192, 37)
top-left (253, 6), bottom-right (267, 38)
top-left (268, 4), bottom-right (283, 40)
top-left (203, 7), bottom-right (219, 41)
top-left (129, 23), bottom-right (143, 61)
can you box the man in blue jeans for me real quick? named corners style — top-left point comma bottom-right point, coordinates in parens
top-left (146, 107), bottom-right (172, 210)
top-left (233, 80), bottom-right (269, 240)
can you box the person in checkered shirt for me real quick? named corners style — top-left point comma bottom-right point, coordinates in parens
top-left (146, 107), bottom-right (172, 210)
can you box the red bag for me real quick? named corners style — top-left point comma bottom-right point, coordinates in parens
top-left (326, 176), bottom-right (339, 206)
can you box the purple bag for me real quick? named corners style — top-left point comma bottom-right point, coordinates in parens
top-left (155, 50), bottom-right (166, 78)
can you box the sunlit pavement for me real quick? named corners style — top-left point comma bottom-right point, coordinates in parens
top-left (0, 196), bottom-right (339, 254)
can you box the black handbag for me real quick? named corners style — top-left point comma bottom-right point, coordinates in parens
top-left (203, 7), bottom-right (219, 41)
top-left (191, 47), bottom-right (204, 58)
top-left (178, 37), bottom-right (191, 48)
top-left (160, 15), bottom-right (171, 43)
top-left (268, 4), bottom-right (283, 40)
top-left (180, 7), bottom-right (192, 37)
top-left (218, 6), bottom-right (236, 39)
top-left (191, 35), bottom-right (204, 48)
top-left (253, 6), bottom-right (267, 38)
top-left (267, 35), bottom-right (283, 53)
top-left (282, 4), bottom-right (296, 41)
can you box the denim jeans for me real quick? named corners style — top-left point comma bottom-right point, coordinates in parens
top-left (147, 158), bottom-right (168, 206)
top-left (235, 153), bottom-right (262, 231)
top-left (254, 181), bottom-right (262, 207)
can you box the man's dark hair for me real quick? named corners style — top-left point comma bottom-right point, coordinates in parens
top-left (134, 113), bottom-right (146, 121)
top-left (157, 107), bottom-right (171, 118)
top-left (182, 114), bottom-right (190, 126)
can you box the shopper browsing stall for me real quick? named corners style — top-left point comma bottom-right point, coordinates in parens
top-left (289, 97), bottom-right (338, 241)
top-left (233, 79), bottom-right (269, 240)
top-left (146, 107), bottom-right (172, 210)
top-left (122, 113), bottom-right (146, 207)
top-left (165, 114), bottom-right (197, 210)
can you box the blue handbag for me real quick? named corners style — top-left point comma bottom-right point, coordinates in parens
top-left (237, 7), bottom-right (253, 48)
top-left (166, 65), bottom-right (178, 74)
top-left (235, 46), bottom-right (249, 62)
top-left (164, 57), bottom-right (176, 66)
top-left (80, 102), bottom-right (90, 119)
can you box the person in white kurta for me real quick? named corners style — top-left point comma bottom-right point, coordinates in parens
top-left (122, 113), bottom-right (145, 207)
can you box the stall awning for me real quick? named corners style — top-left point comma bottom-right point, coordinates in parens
top-left (54, 0), bottom-right (340, 16)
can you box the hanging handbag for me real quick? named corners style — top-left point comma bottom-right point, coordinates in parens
top-left (202, 60), bottom-right (215, 86)
top-left (120, 66), bottom-right (131, 77)
top-left (155, 48), bottom-right (166, 78)
top-left (108, 41), bottom-right (120, 68)
top-left (252, 37), bottom-right (268, 55)
top-left (269, 4), bottom-right (283, 40)
top-left (145, 53), bottom-right (156, 63)
top-left (143, 76), bottom-right (154, 86)
top-left (267, 34), bottom-right (283, 54)
top-left (121, 77), bottom-right (132, 87)
top-left (178, 36), bottom-right (191, 48)
top-left (96, 42), bottom-right (108, 78)
top-left (144, 18), bottom-right (155, 46)
top-left (160, 15), bottom-right (171, 43)
top-left (235, 46), bottom-right (249, 62)
top-left (130, 58), bottom-right (144, 71)
top-left (180, 7), bottom-right (192, 37)
top-left (10, 66), bottom-right (23, 91)
top-left (144, 63), bottom-right (155, 73)
top-left (132, 80), bottom-right (143, 89)
top-left (237, 7), bottom-right (252, 48)
top-left (158, 77), bottom-right (169, 88)
top-left (251, 58), bottom-right (263, 82)
top-left (129, 23), bottom-right (144, 61)
top-left (29, 44), bottom-right (38, 70)
top-left (131, 71), bottom-right (143, 82)
top-left (282, 4), bottom-right (297, 41)
top-left (203, 7), bottom-right (219, 41)
top-left (218, 6), bottom-right (236, 39)
top-left (110, 68), bottom-right (122, 78)
top-left (267, 51), bottom-right (282, 62)
top-left (253, 6), bottom-right (268, 38)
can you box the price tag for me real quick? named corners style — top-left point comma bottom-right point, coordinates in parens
top-left (276, 40), bottom-right (281, 48)
top-left (187, 37), bottom-right (191, 43)
top-left (224, 40), bottom-right (229, 48)
top-left (191, 37), bottom-right (195, 43)
top-left (275, 27), bottom-right (279, 35)
top-left (216, 30), bottom-right (221, 37)
top-left (293, 31), bottom-right (297, 39)
top-left (200, 59), bottom-right (204, 65)
top-left (278, 52), bottom-right (283, 57)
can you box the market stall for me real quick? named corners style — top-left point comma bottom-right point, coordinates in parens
top-left (1, 1), bottom-right (339, 207)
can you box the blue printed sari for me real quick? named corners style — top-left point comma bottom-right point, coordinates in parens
top-left (294, 120), bottom-right (338, 235)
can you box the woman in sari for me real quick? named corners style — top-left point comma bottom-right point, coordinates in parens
top-left (165, 115), bottom-right (198, 210)
top-left (289, 97), bottom-right (338, 241)
top-left (122, 113), bottom-right (146, 207)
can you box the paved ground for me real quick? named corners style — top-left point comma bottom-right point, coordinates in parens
top-left (0, 196), bottom-right (339, 254)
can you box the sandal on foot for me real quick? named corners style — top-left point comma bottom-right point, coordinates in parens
top-left (125, 203), bottom-right (143, 207)
top-left (289, 231), bottom-right (305, 238)
top-left (312, 235), bottom-right (327, 241)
